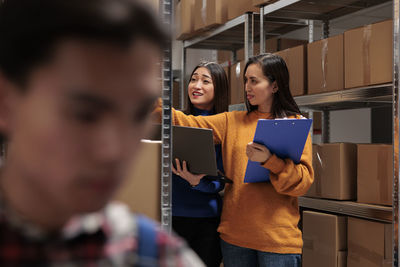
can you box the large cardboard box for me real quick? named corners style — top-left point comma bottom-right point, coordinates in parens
top-left (266, 38), bottom-right (308, 53)
top-left (228, 0), bottom-right (258, 21)
top-left (306, 143), bottom-right (357, 200)
top-left (175, 0), bottom-right (195, 40)
top-left (357, 144), bottom-right (393, 206)
top-left (308, 34), bottom-right (344, 94)
top-left (275, 45), bottom-right (307, 96)
top-left (253, 0), bottom-right (277, 6)
top-left (194, 0), bottom-right (228, 31)
top-left (230, 60), bottom-right (245, 105)
top-left (218, 50), bottom-right (232, 64)
top-left (347, 217), bottom-right (392, 267)
top-left (236, 43), bottom-right (261, 61)
top-left (303, 211), bottom-right (347, 267)
top-left (345, 20), bottom-right (393, 89)
top-left (115, 140), bottom-right (161, 221)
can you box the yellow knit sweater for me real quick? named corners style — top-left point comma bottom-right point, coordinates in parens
top-left (165, 107), bottom-right (314, 254)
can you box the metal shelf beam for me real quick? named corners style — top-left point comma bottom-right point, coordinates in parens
top-left (299, 197), bottom-right (392, 223)
top-left (294, 84), bottom-right (393, 110)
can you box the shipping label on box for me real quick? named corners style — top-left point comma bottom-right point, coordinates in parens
top-left (275, 45), bottom-right (307, 96)
top-left (303, 211), bottom-right (347, 267)
top-left (306, 143), bottom-right (357, 200)
top-left (357, 144), bottom-right (393, 206)
top-left (347, 217), bottom-right (392, 267)
top-left (308, 34), bottom-right (344, 94)
top-left (345, 20), bottom-right (393, 89)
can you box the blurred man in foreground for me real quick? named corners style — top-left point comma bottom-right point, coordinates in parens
top-left (0, 0), bottom-right (203, 266)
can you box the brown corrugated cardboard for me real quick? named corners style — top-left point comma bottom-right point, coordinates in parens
top-left (303, 211), bottom-right (347, 267)
top-left (115, 140), bottom-right (161, 221)
top-left (223, 65), bottom-right (231, 102)
top-left (218, 50), bottom-right (232, 64)
top-left (230, 60), bottom-right (245, 105)
top-left (347, 217), bottom-right (392, 267)
top-left (266, 38), bottom-right (307, 53)
top-left (236, 43), bottom-right (260, 61)
top-left (253, 0), bottom-right (277, 6)
top-left (194, 0), bottom-right (228, 31)
top-left (227, 0), bottom-right (258, 21)
top-left (345, 20), bottom-right (393, 89)
top-left (275, 45), bottom-right (307, 96)
top-left (308, 34), bottom-right (344, 94)
top-left (306, 143), bottom-right (357, 200)
top-left (176, 0), bottom-right (195, 40)
top-left (357, 144), bottom-right (393, 206)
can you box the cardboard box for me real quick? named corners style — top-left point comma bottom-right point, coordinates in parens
top-left (236, 43), bottom-right (261, 61)
top-left (266, 38), bottom-right (308, 53)
top-left (228, 0), bottom-right (258, 21)
top-left (115, 140), bottom-right (161, 221)
top-left (345, 20), bottom-right (393, 89)
top-left (357, 144), bottom-right (393, 206)
top-left (194, 0), bottom-right (228, 31)
top-left (306, 143), bottom-right (357, 200)
top-left (275, 45), bottom-right (307, 96)
top-left (175, 0), bottom-right (195, 40)
top-left (303, 211), bottom-right (347, 267)
top-left (308, 34), bottom-right (344, 94)
top-left (218, 50), bottom-right (232, 64)
top-left (230, 60), bottom-right (245, 105)
top-left (347, 217), bottom-right (392, 267)
top-left (253, 0), bottom-right (277, 6)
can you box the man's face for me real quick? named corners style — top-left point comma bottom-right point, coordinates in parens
top-left (3, 39), bottom-right (160, 214)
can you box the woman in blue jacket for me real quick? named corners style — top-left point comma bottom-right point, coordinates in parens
top-left (172, 61), bottom-right (229, 267)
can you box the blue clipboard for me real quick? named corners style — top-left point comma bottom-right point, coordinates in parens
top-left (244, 118), bottom-right (312, 183)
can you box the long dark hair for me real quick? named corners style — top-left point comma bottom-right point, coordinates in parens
top-left (243, 53), bottom-right (300, 118)
top-left (184, 61), bottom-right (229, 115)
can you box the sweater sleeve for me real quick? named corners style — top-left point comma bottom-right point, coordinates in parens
top-left (153, 99), bottom-right (228, 144)
top-left (192, 176), bottom-right (225, 194)
top-left (261, 134), bottom-right (314, 197)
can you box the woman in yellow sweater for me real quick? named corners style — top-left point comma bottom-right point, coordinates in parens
top-left (165, 53), bottom-right (313, 267)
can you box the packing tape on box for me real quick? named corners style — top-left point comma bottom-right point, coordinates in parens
top-left (363, 24), bottom-right (372, 85)
top-left (321, 39), bottom-right (328, 89)
top-left (201, 0), bottom-right (207, 25)
top-left (378, 149), bottom-right (389, 203)
top-left (348, 242), bottom-right (383, 266)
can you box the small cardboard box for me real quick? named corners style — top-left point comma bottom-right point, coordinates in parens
top-left (308, 34), bottom-right (344, 94)
top-left (228, 0), bottom-right (258, 21)
top-left (275, 45), bottom-right (307, 96)
top-left (194, 0), bottom-right (228, 31)
top-left (266, 38), bottom-right (308, 53)
top-left (175, 0), bottom-right (195, 40)
top-left (115, 140), bottom-right (161, 221)
top-left (306, 143), bottom-right (357, 200)
top-left (303, 211), bottom-right (347, 267)
top-left (230, 60), bottom-right (245, 105)
top-left (347, 217), bottom-right (392, 267)
top-left (218, 50), bottom-right (232, 64)
top-left (357, 144), bottom-right (393, 206)
top-left (344, 20), bottom-right (393, 89)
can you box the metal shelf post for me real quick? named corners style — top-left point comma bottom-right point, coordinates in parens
top-left (160, 0), bottom-right (173, 233)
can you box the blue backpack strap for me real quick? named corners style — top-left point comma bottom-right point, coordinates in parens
top-left (136, 215), bottom-right (158, 265)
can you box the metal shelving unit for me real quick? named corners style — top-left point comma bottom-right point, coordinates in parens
top-left (160, 0), bottom-right (173, 233)
top-left (180, 13), bottom-right (259, 110)
top-left (257, 0), bottom-right (398, 265)
top-left (298, 197), bottom-right (392, 223)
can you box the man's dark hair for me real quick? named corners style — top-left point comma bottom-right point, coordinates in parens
top-left (0, 0), bottom-right (167, 86)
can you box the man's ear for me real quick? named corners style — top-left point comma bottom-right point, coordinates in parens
top-left (0, 73), bottom-right (19, 137)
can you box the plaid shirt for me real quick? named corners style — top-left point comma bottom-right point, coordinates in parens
top-left (0, 201), bottom-right (204, 267)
